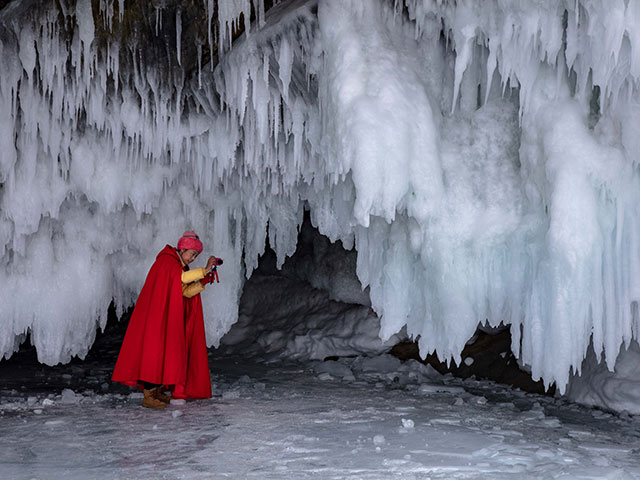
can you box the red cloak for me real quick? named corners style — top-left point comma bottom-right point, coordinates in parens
top-left (112, 245), bottom-right (212, 399)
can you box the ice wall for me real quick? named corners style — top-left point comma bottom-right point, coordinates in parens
top-left (1, 0), bottom-right (640, 393)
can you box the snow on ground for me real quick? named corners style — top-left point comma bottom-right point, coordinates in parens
top-left (2, 353), bottom-right (640, 479)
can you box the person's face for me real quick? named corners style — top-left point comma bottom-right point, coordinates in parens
top-left (180, 249), bottom-right (199, 265)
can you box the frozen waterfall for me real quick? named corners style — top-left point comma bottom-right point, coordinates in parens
top-left (1, 0), bottom-right (640, 394)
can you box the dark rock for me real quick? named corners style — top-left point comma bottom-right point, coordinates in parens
top-left (390, 329), bottom-right (555, 396)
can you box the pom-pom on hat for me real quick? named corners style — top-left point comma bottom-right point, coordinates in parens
top-left (177, 230), bottom-right (203, 253)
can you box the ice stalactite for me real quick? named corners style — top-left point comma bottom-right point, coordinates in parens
top-left (1, 0), bottom-right (640, 395)
top-left (0, 0), bottom-right (254, 363)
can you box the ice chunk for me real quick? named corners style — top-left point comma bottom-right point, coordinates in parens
top-left (60, 389), bottom-right (78, 405)
top-left (400, 418), bottom-right (414, 429)
top-left (313, 361), bottom-right (355, 382)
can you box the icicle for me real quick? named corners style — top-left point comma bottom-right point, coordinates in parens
top-left (176, 8), bottom-right (182, 66)
top-left (197, 42), bottom-right (202, 89)
top-left (256, 0), bottom-right (266, 28)
top-left (450, 24), bottom-right (476, 113)
top-left (484, 38), bottom-right (496, 105)
top-left (155, 6), bottom-right (161, 36)
top-left (278, 37), bottom-right (293, 103)
top-left (98, 0), bottom-right (113, 30)
top-left (207, 0), bottom-right (214, 70)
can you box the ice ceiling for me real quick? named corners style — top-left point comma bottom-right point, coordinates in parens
top-left (1, 0), bottom-right (640, 393)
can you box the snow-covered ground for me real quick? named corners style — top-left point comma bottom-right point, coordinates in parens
top-left (2, 352), bottom-right (640, 479)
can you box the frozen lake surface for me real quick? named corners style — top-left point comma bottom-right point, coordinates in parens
top-left (2, 353), bottom-right (640, 479)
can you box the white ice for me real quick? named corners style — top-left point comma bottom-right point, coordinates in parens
top-left (2, 0), bottom-right (640, 407)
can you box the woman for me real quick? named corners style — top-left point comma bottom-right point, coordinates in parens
top-left (112, 231), bottom-right (220, 409)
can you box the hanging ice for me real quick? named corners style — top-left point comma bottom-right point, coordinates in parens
top-left (1, 0), bottom-right (640, 394)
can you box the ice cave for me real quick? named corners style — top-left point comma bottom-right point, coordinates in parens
top-left (3, 0), bottom-right (640, 478)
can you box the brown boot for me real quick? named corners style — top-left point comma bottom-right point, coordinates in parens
top-left (152, 387), bottom-right (172, 404)
top-left (142, 389), bottom-right (166, 409)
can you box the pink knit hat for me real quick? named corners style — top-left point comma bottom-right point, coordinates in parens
top-left (177, 230), bottom-right (203, 253)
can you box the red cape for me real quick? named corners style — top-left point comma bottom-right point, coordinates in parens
top-left (112, 245), bottom-right (212, 399)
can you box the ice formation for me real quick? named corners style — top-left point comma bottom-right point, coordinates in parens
top-left (566, 340), bottom-right (640, 414)
top-left (1, 0), bottom-right (640, 394)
